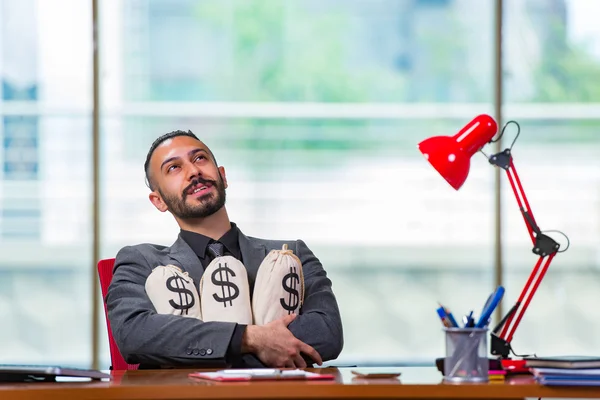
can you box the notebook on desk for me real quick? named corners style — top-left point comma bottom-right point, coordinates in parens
top-left (524, 356), bottom-right (600, 369)
top-left (0, 365), bottom-right (111, 382)
top-left (532, 367), bottom-right (600, 386)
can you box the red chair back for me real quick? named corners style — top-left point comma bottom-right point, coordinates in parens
top-left (98, 258), bottom-right (139, 371)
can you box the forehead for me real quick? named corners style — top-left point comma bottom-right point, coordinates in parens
top-left (151, 136), bottom-right (209, 167)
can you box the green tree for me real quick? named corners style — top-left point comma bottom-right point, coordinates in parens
top-left (191, 2), bottom-right (487, 168)
top-left (532, 20), bottom-right (600, 102)
top-left (522, 18), bottom-right (600, 145)
top-left (193, 1), bottom-right (407, 102)
top-left (193, 0), bottom-right (406, 164)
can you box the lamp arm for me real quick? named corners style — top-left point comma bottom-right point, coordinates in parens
top-left (488, 150), bottom-right (561, 358)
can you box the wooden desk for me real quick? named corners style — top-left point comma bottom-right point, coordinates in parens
top-left (1, 367), bottom-right (599, 400)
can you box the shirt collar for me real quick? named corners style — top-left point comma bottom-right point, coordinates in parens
top-left (179, 222), bottom-right (242, 261)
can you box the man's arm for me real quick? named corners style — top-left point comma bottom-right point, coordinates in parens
top-left (287, 239), bottom-right (344, 362)
top-left (106, 245), bottom-right (238, 367)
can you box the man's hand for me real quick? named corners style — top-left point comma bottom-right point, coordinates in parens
top-left (241, 314), bottom-right (323, 368)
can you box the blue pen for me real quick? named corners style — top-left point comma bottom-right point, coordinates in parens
top-left (464, 311), bottom-right (474, 328)
top-left (436, 307), bottom-right (453, 328)
top-left (438, 303), bottom-right (459, 328)
top-left (475, 286), bottom-right (505, 328)
top-left (446, 310), bottom-right (459, 328)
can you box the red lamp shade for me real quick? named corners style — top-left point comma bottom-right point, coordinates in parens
top-left (418, 114), bottom-right (498, 190)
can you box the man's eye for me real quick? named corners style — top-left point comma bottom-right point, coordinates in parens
top-left (194, 155), bottom-right (206, 162)
top-left (167, 165), bottom-right (179, 172)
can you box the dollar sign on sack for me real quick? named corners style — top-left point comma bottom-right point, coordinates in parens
top-left (211, 263), bottom-right (239, 307)
top-left (280, 266), bottom-right (300, 313)
top-left (166, 275), bottom-right (195, 315)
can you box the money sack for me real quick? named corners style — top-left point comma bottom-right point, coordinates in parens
top-left (252, 244), bottom-right (305, 325)
top-left (145, 264), bottom-right (201, 318)
top-left (199, 256), bottom-right (253, 325)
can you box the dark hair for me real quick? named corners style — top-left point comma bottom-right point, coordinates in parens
top-left (144, 130), bottom-right (216, 190)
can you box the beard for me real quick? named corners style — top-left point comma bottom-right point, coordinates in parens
top-left (158, 175), bottom-right (226, 220)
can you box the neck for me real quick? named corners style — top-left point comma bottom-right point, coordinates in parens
top-left (176, 207), bottom-right (232, 240)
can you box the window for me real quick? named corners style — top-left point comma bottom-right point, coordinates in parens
top-left (0, 0), bottom-right (92, 367)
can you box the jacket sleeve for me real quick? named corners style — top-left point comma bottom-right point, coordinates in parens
top-left (287, 240), bottom-right (344, 362)
top-left (106, 245), bottom-right (237, 367)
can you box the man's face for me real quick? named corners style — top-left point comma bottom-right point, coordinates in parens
top-left (148, 136), bottom-right (227, 220)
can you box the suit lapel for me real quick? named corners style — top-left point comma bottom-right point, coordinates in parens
top-left (168, 235), bottom-right (205, 285)
top-left (238, 230), bottom-right (267, 290)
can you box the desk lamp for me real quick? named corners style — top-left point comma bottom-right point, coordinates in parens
top-left (418, 114), bottom-right (569, 359)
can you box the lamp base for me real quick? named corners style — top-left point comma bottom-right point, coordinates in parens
top-left (500, 358), bottom-right (529, 374)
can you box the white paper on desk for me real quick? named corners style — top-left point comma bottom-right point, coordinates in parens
top-left (189, 369), bottom-right (334, 381)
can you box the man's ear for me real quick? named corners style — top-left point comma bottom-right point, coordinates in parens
top-left (149, 190), bottom-right (168, 212)
top-left (219, 166), bottom-right (228, 188)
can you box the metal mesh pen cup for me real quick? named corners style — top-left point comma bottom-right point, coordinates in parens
top-left (443, 328), bottom-right (489, 383)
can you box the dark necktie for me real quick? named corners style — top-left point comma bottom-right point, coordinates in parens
top-left (207, 241), bottom-right (225, 258)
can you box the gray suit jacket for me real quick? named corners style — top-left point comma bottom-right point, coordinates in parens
top-left (106, 230), bottom-right (343, 368)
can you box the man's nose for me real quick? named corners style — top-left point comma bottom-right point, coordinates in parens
top-left (186, 162), bottom-right (202, 180)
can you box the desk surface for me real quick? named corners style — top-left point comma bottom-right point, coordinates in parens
top-left (1, 366), bottom-right (599, 400)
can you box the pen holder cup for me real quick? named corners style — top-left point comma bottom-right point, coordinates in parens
top-left (443, 328), bottom-right (489, 383)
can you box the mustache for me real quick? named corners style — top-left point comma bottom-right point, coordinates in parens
top-left (183, 177), bottom-right (217, 198)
